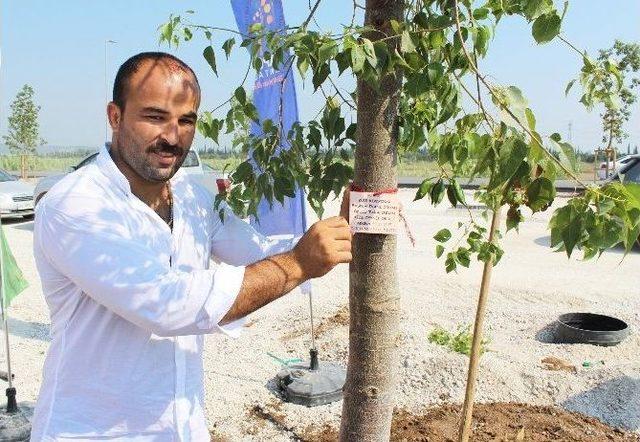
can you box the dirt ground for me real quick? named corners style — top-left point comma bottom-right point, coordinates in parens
top-left (296, 403), bottom-right (640, 442)
top-left (5, 189), bottom-right (640, 441)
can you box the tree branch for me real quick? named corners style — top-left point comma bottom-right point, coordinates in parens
top-left (452, 0), bottom-right (587, 188)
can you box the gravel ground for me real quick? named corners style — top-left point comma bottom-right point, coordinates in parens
top-left (2, 188), bottom-right (639, 440)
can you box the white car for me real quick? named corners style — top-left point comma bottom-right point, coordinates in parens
top-left (0, 169), bottom-right (35, 219)
top-left (598, 155), bottom-right (634, 180)
top-left (34, 149), bottom-right (221, 205)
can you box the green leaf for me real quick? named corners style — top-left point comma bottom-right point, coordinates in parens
top-left (234, 87), bottom-right (247, 105)
top-left (351, 46), bottom-right (366, 73)
top-left (565, 79), bottom-right (576, 96)
top-left (362, 38), bottom-right (376, 66)
top-left (222, 38), bottom-right (235, 59)
top-left (473, 26), bottom-right (491, 57)
top-left (248, 23), bottom-right (263, 34)
top-left (506, 206), bottom-right (524, 232)
top-left (429, 30), bottom-right (445, 49)
top-left (312, 63), bottom-right (330, 91)
top-left (392, 49), bottom-right (412, 70)
top-left (453, 180), bottom-right (466, 205)
top-left (473, 7), bottom-right (489, 20)
top-left (489, 138), bottom-right (529, 190)
top-left (203, 46), bottom-right (218, 76)
top-left (558, 141), bottom-right (578, 172)
top-left (526, 177), bottom-right (556, 212)
top-left (436, 244), bottom-right (445, 258)
top-left (297, 56), bottom-right (310, 78)
top-left (401, 31), bottom-right (416, 53)
top-left (525, 108), bottom-right (536, 131)
top-left (445, 254), bottom-right (457, 273)
top-left (532, 12), bottom-right (561, 44)
top-left (232, 161), bottom-right (254, 182)
top-left (523, 0), bottom-right (554, 21)
top-left (414, 178), bottom-right (433, 201)
top-left (244, 103), bottom-right (259, 122)
top-left (318, 41), bottom-right (338, 66)
top-left (390, 19), bottom-right (403, 34)
top-left (158, 24), bottom-right (171, 44)
top-left (434, 228), bottom-right (452, 243)
top-left (335, 51), bottom-right (351, 74)
top-left (427, 62), bottom-right (444, 85)
top-left (447, 184), bottom-right (458, 207)
top-left (562, 215), bottom-right (582, 257)
top-left (505, 86), bottom-right (528, 110)
top-left (456, 249), bottom-right (471, 268)
top-left (624, 183), bottom-right (640, 208)
top-left (253, 56), bottom-right (263, 72)
top-left (430, 179), bottom-right (446, 205)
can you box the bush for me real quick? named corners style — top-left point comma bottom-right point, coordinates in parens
top-left (428, 325), bottom-right (490, 356)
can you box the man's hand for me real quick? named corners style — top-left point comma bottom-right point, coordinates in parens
top-left (293, 216), bottom-right (352, 280)
top-left (220, 216), bottom-right (352, 325)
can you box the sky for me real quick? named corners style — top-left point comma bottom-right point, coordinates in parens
top-left (1, 0), bottom-right (639, 153)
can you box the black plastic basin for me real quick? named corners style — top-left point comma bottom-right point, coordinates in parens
top-left (554, 313), bottom-right (630, 346)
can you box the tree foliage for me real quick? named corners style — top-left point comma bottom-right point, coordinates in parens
top-left (597, 40), bottom-right (638, 147)
top-left (3, 84), bottom-right (45, 156)
top-left (158, 0), bottom-right (638, 268)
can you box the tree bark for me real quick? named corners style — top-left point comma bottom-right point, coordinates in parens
top-left (339, 1), bottom-right (403, 440)
top-left (20, 155), bottom-right (27, 180)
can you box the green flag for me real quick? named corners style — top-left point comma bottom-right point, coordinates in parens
top-left (0, 225), bottom-right (28, 309)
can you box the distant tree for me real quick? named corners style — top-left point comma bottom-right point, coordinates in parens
top-left (3, 84), bottom-right (46, 178)
top-left (595, 41), bottom-right (639, 149)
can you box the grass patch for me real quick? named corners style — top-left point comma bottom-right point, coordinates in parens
top-left (0, 155), bottom-right (85, 173)
top-left (428, 324), bottom-right (490, 356)
top-left (202, 157), bottom-right (243, 172)
top-left (0, 152), bottom-right (597, 183)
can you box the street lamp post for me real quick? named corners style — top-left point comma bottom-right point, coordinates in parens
top-left (104, 40), bottom-right (117, 142)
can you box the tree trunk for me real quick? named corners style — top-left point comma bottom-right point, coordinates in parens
top-left (339, 1), bottom-right (403, 440)
top-left (20, 155), bottom-right (27, 180)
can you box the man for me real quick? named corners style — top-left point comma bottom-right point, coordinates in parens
top-left (31, 52), bottom-right (351, 441)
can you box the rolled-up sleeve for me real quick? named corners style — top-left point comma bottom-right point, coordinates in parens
top-left (36, 203), bottom-right (244, 337)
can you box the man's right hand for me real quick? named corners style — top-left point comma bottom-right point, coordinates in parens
top-left (220, 216), bottom-right (352, 325)
top-left (292, 216), bottom-right (352, 280)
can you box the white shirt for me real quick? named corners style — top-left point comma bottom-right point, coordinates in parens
top-left (31, 146), bottom-right (293, 441)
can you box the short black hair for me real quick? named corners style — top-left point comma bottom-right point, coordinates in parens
top-left (112, 52), bottom-right (200, 110)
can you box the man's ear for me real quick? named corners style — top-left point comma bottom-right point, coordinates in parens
top-left (107, 102), bottom-right (122, 130)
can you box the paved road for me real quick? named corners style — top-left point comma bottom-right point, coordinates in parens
top-left (397, 177), bottom-right (589, 193)
top-left (17, 171), bottom-right (593, 193)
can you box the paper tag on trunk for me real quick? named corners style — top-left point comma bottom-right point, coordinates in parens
top-left (349, 191), bottom-right (399, 235)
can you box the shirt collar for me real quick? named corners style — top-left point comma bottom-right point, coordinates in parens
top-left (97, 143), bottom-right (132, 197)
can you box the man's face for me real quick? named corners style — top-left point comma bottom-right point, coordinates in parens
top-left (108, 59), bottom-right (200, 183)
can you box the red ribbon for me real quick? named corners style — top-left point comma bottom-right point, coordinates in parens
top-left (349, 184), bottom-right (398, 196)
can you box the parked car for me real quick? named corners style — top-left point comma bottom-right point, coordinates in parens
top-left (598, 155), bottom-right (634, 180)
top-left (608, 154), bottom-right (640, 246)
top-left (34, 151), bottom-right (99, 205)
top-left (0, 168), bottom-right (35, 219)
top-left (178, 149), bottom-right (221, 194)
top-left (34, 149), bottom-right (221, 205)
top-left (609, 154), bottom-right (640, 184)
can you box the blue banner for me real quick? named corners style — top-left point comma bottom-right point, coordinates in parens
top-left (230, 0), bottom-right (308, 237)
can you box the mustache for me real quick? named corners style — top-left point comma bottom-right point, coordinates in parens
top-left (148, 142), bottom-right (184, 156)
